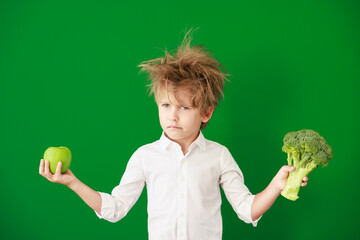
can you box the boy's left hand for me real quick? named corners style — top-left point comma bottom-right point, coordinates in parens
top-left (272, 166), bottom-right (309, 192)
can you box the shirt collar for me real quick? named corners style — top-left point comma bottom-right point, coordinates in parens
top-left (159, 131), bottom-right (207, 151)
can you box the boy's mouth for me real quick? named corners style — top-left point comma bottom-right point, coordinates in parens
top-left (168, 125), bottom-right (181, 129)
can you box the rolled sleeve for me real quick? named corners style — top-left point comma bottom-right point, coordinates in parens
top-left (94, 192), bottom-right (118, 221)
top-left (246, 194), bottom-right (262, 227)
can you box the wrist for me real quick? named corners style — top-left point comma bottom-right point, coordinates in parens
top-left (67, 177), bottom-right (81, 190)
top-left (269, 178), bottom-right (283, 195)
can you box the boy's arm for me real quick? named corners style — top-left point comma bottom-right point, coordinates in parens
top-left (251, 166), bottom-right (308, 221)
top-left (68, 177), bottom-right (102, 215)
top-left (39, 159), bottom-right (102, 215)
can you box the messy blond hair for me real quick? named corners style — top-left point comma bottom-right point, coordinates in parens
top-left (138, 28), bottom-right (229, 129)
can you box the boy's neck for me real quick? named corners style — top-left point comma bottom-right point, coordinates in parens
top-left (181, 143), bottom-right (191, 156)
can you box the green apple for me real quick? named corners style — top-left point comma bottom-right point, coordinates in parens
top-left (44, 146), bottom-right (72, 174)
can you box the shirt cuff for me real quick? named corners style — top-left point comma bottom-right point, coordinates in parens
top-left (249, 195), bottom-right (262, 227)
top-left (251, 215), bottom-right (262, 227)
top-left (94, 191), bottom-right (112, 219)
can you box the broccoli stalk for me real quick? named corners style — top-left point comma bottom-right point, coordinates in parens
top-left (281, 129), bottom-right (333, 201)
top-left (281, 156), bottom-right (317, 201)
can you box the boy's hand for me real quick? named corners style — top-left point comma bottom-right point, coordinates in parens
top-left (271, 166), bottom-right (309, 192)
top-left (252, 166), bottom-right (311, 220)
top-left (39, 159), bottom-right (77, 187)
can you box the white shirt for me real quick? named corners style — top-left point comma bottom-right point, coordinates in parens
top-left (96, 131), bottom-right (260, 240)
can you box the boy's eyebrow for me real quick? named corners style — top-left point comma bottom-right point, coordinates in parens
top-left (158, 100), bottom-right (192, 107)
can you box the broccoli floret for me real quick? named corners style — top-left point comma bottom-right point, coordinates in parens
top-left (281, 129), bottom-right (333, 201)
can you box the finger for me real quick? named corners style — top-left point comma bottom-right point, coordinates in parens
top-left (301, 181), bottom-right (307, 187)
top-left (282, 165), bottom-right (295, 172)
top-left (44, 160), bottom-right (51, 175)
top-left (39, 159), bottom-right (44, 174)
top-left (303, 176), bottom-right (309, 182)
top-left (55, 161), bottom-right (62, 175)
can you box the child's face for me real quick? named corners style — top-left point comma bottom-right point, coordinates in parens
top-left (157, 86), bottom-right (212, 148)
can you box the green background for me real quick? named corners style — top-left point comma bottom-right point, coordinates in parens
top-left (1, 0), bottom-right (359, 239)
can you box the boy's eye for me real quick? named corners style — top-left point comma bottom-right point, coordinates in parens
top-left (162, 104), bottom-right (170, 108)
top-left (181, 106), bottom-right (190, 110)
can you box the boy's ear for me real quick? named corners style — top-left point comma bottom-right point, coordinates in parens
top-left (201, 106), bottom-right (215, 123)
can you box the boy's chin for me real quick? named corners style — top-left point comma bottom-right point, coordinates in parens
top-left (164, 130), bottom-right (180, 139)
top-left (164, 129), bottom-right (199, 142)
top-left (164, 130), bottom-right (186, 141)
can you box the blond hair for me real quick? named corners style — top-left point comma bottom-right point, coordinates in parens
top-left (138, 28), bottom-right (229, 129)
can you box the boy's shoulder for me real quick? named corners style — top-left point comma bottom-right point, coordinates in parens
top-left (204, 137), bottom-right (227, 149)
top-left (203, 138), bottom-right (233, 157)
top-left (138, 140), bottom-right (160, 151)
top-left (131, 137), bottom-right (164, 155)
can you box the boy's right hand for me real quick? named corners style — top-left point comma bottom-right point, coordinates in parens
top-left (39, 159), bottom-right (77, 187)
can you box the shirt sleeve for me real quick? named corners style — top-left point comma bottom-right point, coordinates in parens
top-left (219, 147), bottom-right (261, 227)
top-left (95, 148), bottom-right (146, 223)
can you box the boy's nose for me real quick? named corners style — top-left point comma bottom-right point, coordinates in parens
top-left (169, 108), bottom-right (179, 121)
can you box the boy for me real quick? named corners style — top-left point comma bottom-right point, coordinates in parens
top-left (39, 29), bottom-right (308, 240)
